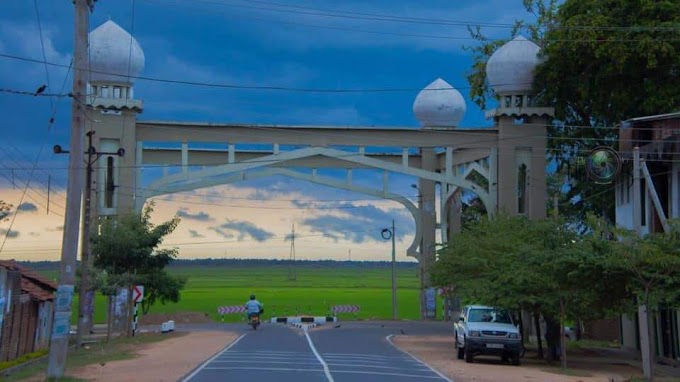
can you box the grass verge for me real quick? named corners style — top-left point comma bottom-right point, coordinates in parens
top-left (3, 332), bottom-right (184, 382)
top-left (539, 367), bottom-right (593, 377)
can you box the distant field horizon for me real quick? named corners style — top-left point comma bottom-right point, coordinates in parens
top-left (32, 261), bottom-right (437, 323)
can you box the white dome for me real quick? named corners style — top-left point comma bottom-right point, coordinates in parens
top-left (486, 35), bottom-right (540, 95)
top-left (89, 20), bottom-right (145, 83)
top-left (413, 78), bottom-right (466, 128)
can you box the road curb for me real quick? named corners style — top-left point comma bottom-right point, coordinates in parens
top-left (271, 316), bottom-right (336, 324)
top-left (291, 322), bottom-right (318, 329)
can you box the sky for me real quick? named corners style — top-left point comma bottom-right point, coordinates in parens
top-left (0, 0), bottom-right (534, 261)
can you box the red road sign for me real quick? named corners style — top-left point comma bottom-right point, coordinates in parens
top-left (133, 285), bottom-right (144, 303)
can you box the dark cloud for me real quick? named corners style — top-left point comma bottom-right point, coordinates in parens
top-left (17, 202), bottom-right (38, 212)
top-left (188, 229), bottom-right (205, 238)
top-left (300, 203), bottom-right (415, 244)
top-left (177, 208), bottom-right (214, 222)
top-left (209, 226), bottom-right (235, 239)
top-left (211, 220), bottom-right (275, 242)
top-left (0, 229), bottom-right (19, 239)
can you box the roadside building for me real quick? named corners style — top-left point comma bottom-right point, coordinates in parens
top-left (615, 112), bottom-right (680, 361)
top-left (0, 260), bottom-right (57, 361)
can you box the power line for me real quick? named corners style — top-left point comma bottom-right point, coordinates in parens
top-left (33, 0), bottom-right (54, 113)
top-left (0, 52), bottom-right (551, 93)
top-left (163, 0), bottom-right (680, 32)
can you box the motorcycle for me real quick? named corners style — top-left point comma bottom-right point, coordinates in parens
top-left (249, 313), bottom-right (260, 330)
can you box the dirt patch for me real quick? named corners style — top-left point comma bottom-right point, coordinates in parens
top-left (68, 331), bottom-right (238, 382)
top-left (392, 335), bottom-right (641, 382)
top-left (139, 311), bottom-right (214, 325)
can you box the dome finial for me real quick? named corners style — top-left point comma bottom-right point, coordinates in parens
top-left (88, 20), bottom-right (145, 84)
top-left (413, 78), bottom-right (466, 128)
top-left (485, 34), bottom-right (541, 95)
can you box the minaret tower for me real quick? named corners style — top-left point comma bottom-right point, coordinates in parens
top-left (86, 20), bottom-right (145, 216)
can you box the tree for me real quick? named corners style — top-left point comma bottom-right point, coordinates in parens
top-left (90, 203), bottom-right (184, 336)
top-left (591, 218), bottom-right (680, 380)
top-left (432, 213), bottom-right (630, 366)
top-left (140, 270), bottom-right (187, 315)
top-left (464, 0), bottom-right (680, 223)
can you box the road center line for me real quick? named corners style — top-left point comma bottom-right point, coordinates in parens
top-left (304, 327), bottom-right (335, 382)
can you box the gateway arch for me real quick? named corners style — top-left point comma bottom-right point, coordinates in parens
top-left (84, 21), bottom-right (552, 318)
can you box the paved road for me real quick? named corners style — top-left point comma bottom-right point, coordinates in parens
top-left (183, 322), bottom-right (452, 382)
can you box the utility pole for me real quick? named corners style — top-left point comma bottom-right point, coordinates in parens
top-left (288, 223), bottom-right (297, 281)
top-left (76, 131), bottom-right (95, 347)
top-left (381, 221), bottom-right (398, 320)
top-left (47, 0), bottom-right (91, 377)
top-left (390, 219), bottom-right (397, 320)
top-left (54, 132), bottom-right (124, 347)
top-left (633, 146), bottom-right (653, 380)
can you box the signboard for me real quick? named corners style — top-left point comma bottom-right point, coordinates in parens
top-left (114, 288), bottom-right (128, 317)
top-left (51, 311), bottom-right (71, 339)
top-left (55, 284), bottom-right (74, 310)
top-left (425, 287), bottom-right (436, 318)
top-left (133, 285), bottom-right (144, 304)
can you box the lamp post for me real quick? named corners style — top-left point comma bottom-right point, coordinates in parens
top-left (54, 131), bottom-right (125, 348)
top-left (381, 220), bottom-right (397, 320)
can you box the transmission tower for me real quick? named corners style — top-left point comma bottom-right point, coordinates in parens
top-left (288, 223), bottom-right (297, 280)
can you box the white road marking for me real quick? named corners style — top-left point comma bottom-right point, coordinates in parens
top-left (386, 334), bottom-right (453, 382)
top-left (180, 333), bottom-right (246, 382)
top-left (332, 370), bottom-right (445, 379)
top-left (326, 363), bottom-right (431, 371)
top-left (322, 352), bottom-right (411, 360)
top-left (204, 367), bottom-right (324, 372)
top-left (212, 360), bottom-right (323, 365)
top-left (321, 358), bottom-right (419, 366)
top-left (304, 327), bottom-right (335, 382)
top-left (217, 354), bottom-right (317, 360)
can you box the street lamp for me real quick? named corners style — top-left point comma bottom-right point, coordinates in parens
top-left (381, 220), bottom-right (397, 320)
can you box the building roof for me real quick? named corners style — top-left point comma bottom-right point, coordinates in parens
top-left (0, 260), bottom-right (58, 301)
top-left (620, 111), bottom-right (680, 127)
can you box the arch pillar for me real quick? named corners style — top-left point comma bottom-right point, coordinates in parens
top-left (419, 148), bottom-right (438, 319)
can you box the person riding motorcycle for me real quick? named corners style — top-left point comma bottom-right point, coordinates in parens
top-left (245, 294), bottom-right (263, 320)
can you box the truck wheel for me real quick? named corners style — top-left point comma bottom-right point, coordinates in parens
top-left (464, 345), bottom-right (474, 363)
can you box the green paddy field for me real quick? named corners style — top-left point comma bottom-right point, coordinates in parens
top-left (37, 262), bottom-right (436, 323)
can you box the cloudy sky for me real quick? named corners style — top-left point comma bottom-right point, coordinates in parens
top-left (0, 0), bottom-right (533, 261)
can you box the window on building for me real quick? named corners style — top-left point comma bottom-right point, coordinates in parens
top-left (515, 95), bottom-right (523, 107)
top-left (504, 96), bottom-right (512, 108)
top-left (518, 163), bottom-right (527, 214)
top-left (113, 86), bottom-right (121, 98)
top-left (105, 156), bottom-right (114, 208)
top-left (101, 86), bottom-right (109, 98)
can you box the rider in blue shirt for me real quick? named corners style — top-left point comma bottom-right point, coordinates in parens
top-left (245, 294), bottom-right (263, 319)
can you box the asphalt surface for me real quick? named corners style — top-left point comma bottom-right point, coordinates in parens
top-left (182, 321), bottom-right (452, 382)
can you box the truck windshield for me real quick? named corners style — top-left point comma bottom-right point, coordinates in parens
top-left (468, 308), bottom-right (512, 324)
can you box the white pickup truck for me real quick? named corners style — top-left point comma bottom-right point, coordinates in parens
top-left (454, 305), bottom-right (522, 365)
